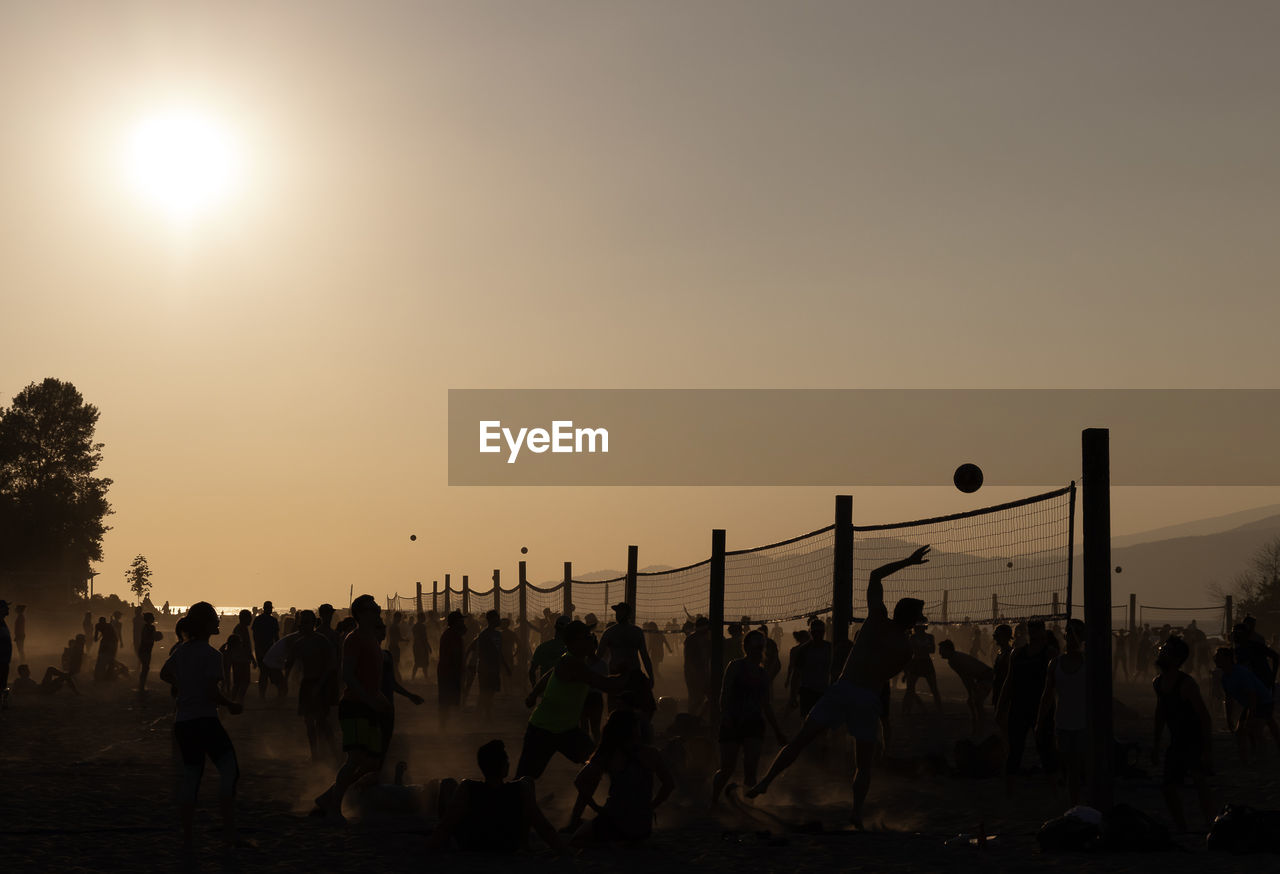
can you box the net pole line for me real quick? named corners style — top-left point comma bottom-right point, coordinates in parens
top-left (709, 528), bottom-right (726, 722)
top-left (1083, 427), bottom-right (1115, 812)
top-left (625, 546), bottom-right (638, 615)
top-left (433, 581), bottom-right (438, 614)
top-left (493, 570), bottom-right (501, 613)
top-left (518, 560), bottom-right (528, 662)
top-left (1066, 481), bottom-right (1078, 618)
top-left (1129, 593), bottom-right (1136, 633)
top-left (831, 495), bottom-right (853, 684)
top-left (564, 562), bottom-right (573, 616)
top-left (1225, 595), bottom-right (1233, 637)
top-left (462, 575), bottom-right (470, 615)
top-left (941, 590), bottom-right (948, 625)
top-left (416, 582), bottom-right (423, 616)
top-left (444, 574), bottom-right (451, 614)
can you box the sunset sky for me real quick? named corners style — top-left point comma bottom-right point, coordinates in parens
top-left (3, 2), bottom-right (1278, 608)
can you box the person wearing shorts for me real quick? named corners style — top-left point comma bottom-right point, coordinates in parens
top-left (315, 595), bottom-right (389, 824)
top-left (159, 601), bottom-right (244, 851)
top-left (748, 546), bottom-right (931, 829)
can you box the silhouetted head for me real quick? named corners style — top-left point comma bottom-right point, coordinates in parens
top-left (1214, 646), bottom-right (1236, 671)
top-left (17, 664), bottom-right (31, 678)
top-left (564, 620), bottom-right (592, 655)
top-left (1027, 620), bottom-right (1047, 649)
top-left (611, 602), bottom-right (633, 623)
top-left (792, 630), bottom-right (809, 643)
top-left (1065, 618), bottom-right (1086, 650)
top-left (598, 708), bottom-right (641, 758)
top-left (297, 610), bottom-right (317, 633)
top-left (477, 739), bottom-right (509, 781)
top-left (238, 609), bottom-right (252, 624)
top-left (143, 612), bottom-right (154, 624)
top-left (393, 611), bottom-right (403, 623)
top-left (318, 603), bottom-right (334, 620)
top-left (1244, 615), bottom-right (1257, 631)
top-left (1231, 624), bottom-right (1249, 645)
top-left (486, 609), bottom-right (500, 628)
top-left (993, 624), bottom-right (1013, 646)
top-left (744, 629), bottom-right (766, 662)
top-left (1156, 635), bottom-right (1189, 670)
top-left (938, 639), bottom-right (956, 657)
top-left (263, 601), bottom-right (273, 615)
top-left (892, 598), bottom-right (925, 628)
top-left (446, 610), bottom-right (465, 630)
top-left (351, 594), bottom-right (380, 626)
top-left (808, 618), bottom-right (826, 641)
top-left (187, 602), bottom-right (220, 639)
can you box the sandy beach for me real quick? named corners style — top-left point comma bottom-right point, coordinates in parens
top-left (3, 625), bottom-right (1275, 874)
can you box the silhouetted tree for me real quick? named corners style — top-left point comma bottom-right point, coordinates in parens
top-left (125, 553), bottom-right (152, 602)
top-left (0, 378), bottom-right (113, 594)
top-left (1219, 536), bottom-right (1280, 626)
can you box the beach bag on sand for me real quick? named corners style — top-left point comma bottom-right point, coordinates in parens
top-left (1206, 805), bottom-right (1280, 854)
top-left (1037, 814), bottom-right (1100, 852)
top-left (1099, 803), bottom-right (1175, 852)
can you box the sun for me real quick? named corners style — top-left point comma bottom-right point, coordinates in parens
top-left (124, 109), bottom-right (242, 222)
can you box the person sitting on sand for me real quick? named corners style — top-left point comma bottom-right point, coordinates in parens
top-left (711, 629), bottom-right (787, 805)
top-left (158, 602), bottom-right (245, 851)
top-left (568, 709), bottom-right (675, 844)
top-left (1151, 635), bottom-right (1214, 833)
top-left (518, 620), bottom-right (623, 780)
top-left (12, 664), bottom-right (78, 696)
top-left (937, 638), bottom-right (993, 736)
top-left (747, 546), bottom-right (931, 830)
top-left (314, 594), bottom-right (389, 824)
top-left (429, 739), bottom-right (566, 853)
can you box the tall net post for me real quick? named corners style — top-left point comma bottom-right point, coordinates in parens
top-left (1225, 595), bottom-right (1233, 635)
top-left (709, 529), bottom-right (726, 721)
top-left (563, 562), bottom-right (573, 616)
top-left (518, 560), bottom-right (529, 661)
top-left (492, 570), bottom-right (501, 612)
top-left (626, 546), bottom-right (638, 614)
top-left (1129, 593), bottom-right (1137, 632)
top-left (416, 581), bottom-right (423, 615)
top-left (433, 580), bottom-right (438, 613)
top-left (462, 575), bottom-right (470, 615)
top-left (444, 574), bottom-right (451, 613)
top-left (941, 590), bottom-right (949, 624)
top-left (1083, 427), bottom-right (1115, 811)
top-left (831, 495), bottom-right (853, 682)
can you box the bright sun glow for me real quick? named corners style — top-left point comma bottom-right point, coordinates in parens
top-left (125, 110), bottom-right (242, 221)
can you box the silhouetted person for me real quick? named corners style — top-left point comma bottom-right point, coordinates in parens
top-left (411, 612), bottom-right (431, 680)
top-left (902, 623), bottom-right (942, 716)
top-left (317, 603), bottom-right (342, 701)
top-left (13, 604), bottom-right (26, 661)
top-left (12, 664), bottom-right (78, 696)
top-left (1038, 618), bottom-right (1086, 805)
top-left (683, 617), bottom-right (711, 716)
top-left (747, 546), bottom-right (931, 830)
top-left (437, 611), bottom-right (466, 730)
top-left (517, 621), bottom-right (621, 780)
top-left (110, 611), bottom-right (124, 657)
top-left (530, 615), bottom-right (571, 687)
top-left (251, 601), bottom-right (280, 699)
top-left (159, 602), bottom-right (245, 851)
top-left (220, 633), bottom-right (252, 704)
top-left (137, 612), bottom-right (161, 692)
top-left (94, 615), bottom-right (121, 682)
top-left (938, 638), bottom-right (993, 736)
top-left (599, 602), bottom-right (656, 722)
top-left (990, 624), bottom-right (1014, 712)
top-left (287, 609), bottom-right (337, 761)
top-left (711, 630), bottom-right (786, 805)
top-left (375, 615), bottom-right (423, 778)
top-left (997, 619), bottom-right (1052, 795)
top-left (1216, 645), bottom-right (1279, 764)
top-left (82, 611), bottom-right (93, 654)
top-left (132, 605), bottom-right (144, 665)
top-left (388, 611), bottom-right (407, 683)
top-left (0, 600), bottom-right (11, 702)
top-left (428, 739), bottom-right (565, 853)
top-left (569, 709), bottom-right (675, 844)
top-left (1152, 636), bottom-right (1214, 833)
top-left (315, 594), bottom-right (387, 824)
top-left (469, 610), bottom-right (511, 723)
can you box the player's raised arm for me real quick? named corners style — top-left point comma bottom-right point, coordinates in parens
top-left (866, 546), bottom-right (931, 613)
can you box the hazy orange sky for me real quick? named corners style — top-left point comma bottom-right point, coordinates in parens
top-left (3, 2), bottom-right (1278, 608)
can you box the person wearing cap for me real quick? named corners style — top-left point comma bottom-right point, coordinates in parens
top-left (517, 621), bottom-right (623, 780)
top-left (747, 545), bottom-right (931, 829)
top-left (529, 615), bottom-right (571, 688)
